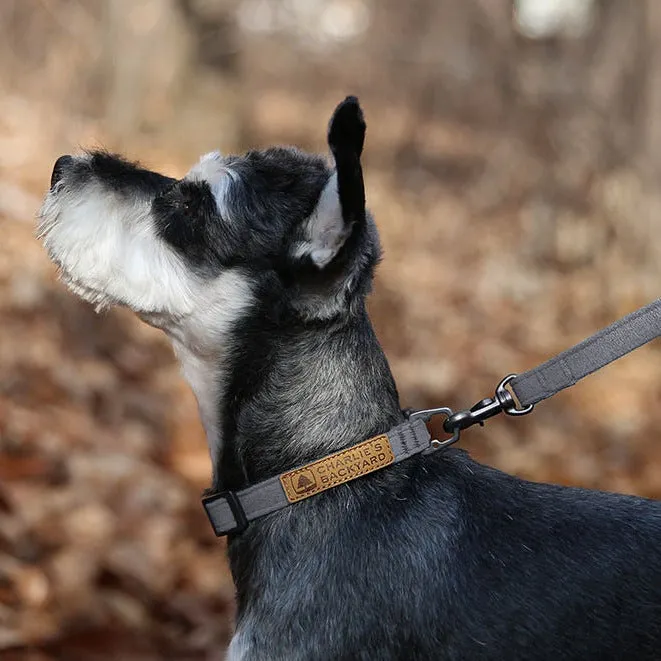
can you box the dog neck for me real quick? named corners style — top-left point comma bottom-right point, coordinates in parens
top-left (203, 300), bottom-right (404, 492)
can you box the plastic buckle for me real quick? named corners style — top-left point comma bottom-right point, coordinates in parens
top-left (202, 490), bottom-right (249, 536)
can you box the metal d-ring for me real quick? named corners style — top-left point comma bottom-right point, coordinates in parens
top-left (408, 406), bottom-right (461, 449)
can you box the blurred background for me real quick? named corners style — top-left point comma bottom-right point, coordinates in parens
top-left (2, 0), bottom-right (661, 658)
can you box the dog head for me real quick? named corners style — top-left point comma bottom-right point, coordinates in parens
top-left (38, 97), bottom-right (379, 351)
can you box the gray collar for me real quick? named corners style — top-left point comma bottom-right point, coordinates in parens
top-left (203, 418), bottom-right (433, 536)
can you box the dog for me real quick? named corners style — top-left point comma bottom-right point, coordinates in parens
top-left (38, 97), bottom-right (661, 660)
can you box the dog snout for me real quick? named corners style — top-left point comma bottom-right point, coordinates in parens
top-left (51, 155), bottom-right (74, 189)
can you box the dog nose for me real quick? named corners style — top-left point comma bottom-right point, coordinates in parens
top-left (51, 155), bottom-right (74, 188)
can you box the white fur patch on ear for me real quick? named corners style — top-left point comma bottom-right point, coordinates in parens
top-left (186, 151), bottom-right (236, 218)
top-left (294, 173), bottom-right (349, 268)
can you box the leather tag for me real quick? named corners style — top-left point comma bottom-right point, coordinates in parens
top-left (280, 435), bottom-right (395, 503)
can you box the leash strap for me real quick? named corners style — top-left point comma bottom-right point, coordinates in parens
top-left (440, 297), bottom-right (661, 437)
top-left (203, 418), bottom-right (431, 536)
top-left (510, 298), bottom-right (661, 408)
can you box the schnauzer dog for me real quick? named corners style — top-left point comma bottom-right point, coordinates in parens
top-left (39, 97), bottom-right (661, 660)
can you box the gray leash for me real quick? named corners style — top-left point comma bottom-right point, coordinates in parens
top-left (203, 297), bottom-right (661, 537)
top-left (512, 298), bottom-right (661, 407)
top-left (431, 297), bottom-right (661, 438)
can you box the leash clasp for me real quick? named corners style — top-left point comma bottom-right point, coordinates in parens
top-left (443, 374), bottom-right (534, 436)
top-left (407, 375), bottom-right (534, 451)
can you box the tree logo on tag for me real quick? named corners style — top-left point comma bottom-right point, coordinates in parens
top-left (293, 470), bottom-right (317, 495)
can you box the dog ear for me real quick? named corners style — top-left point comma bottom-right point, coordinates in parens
top-left (297, 96), bottom-right (366, 268)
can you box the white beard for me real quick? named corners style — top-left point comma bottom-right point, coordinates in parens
top-left (38, 165), bottom-right (253, 469)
